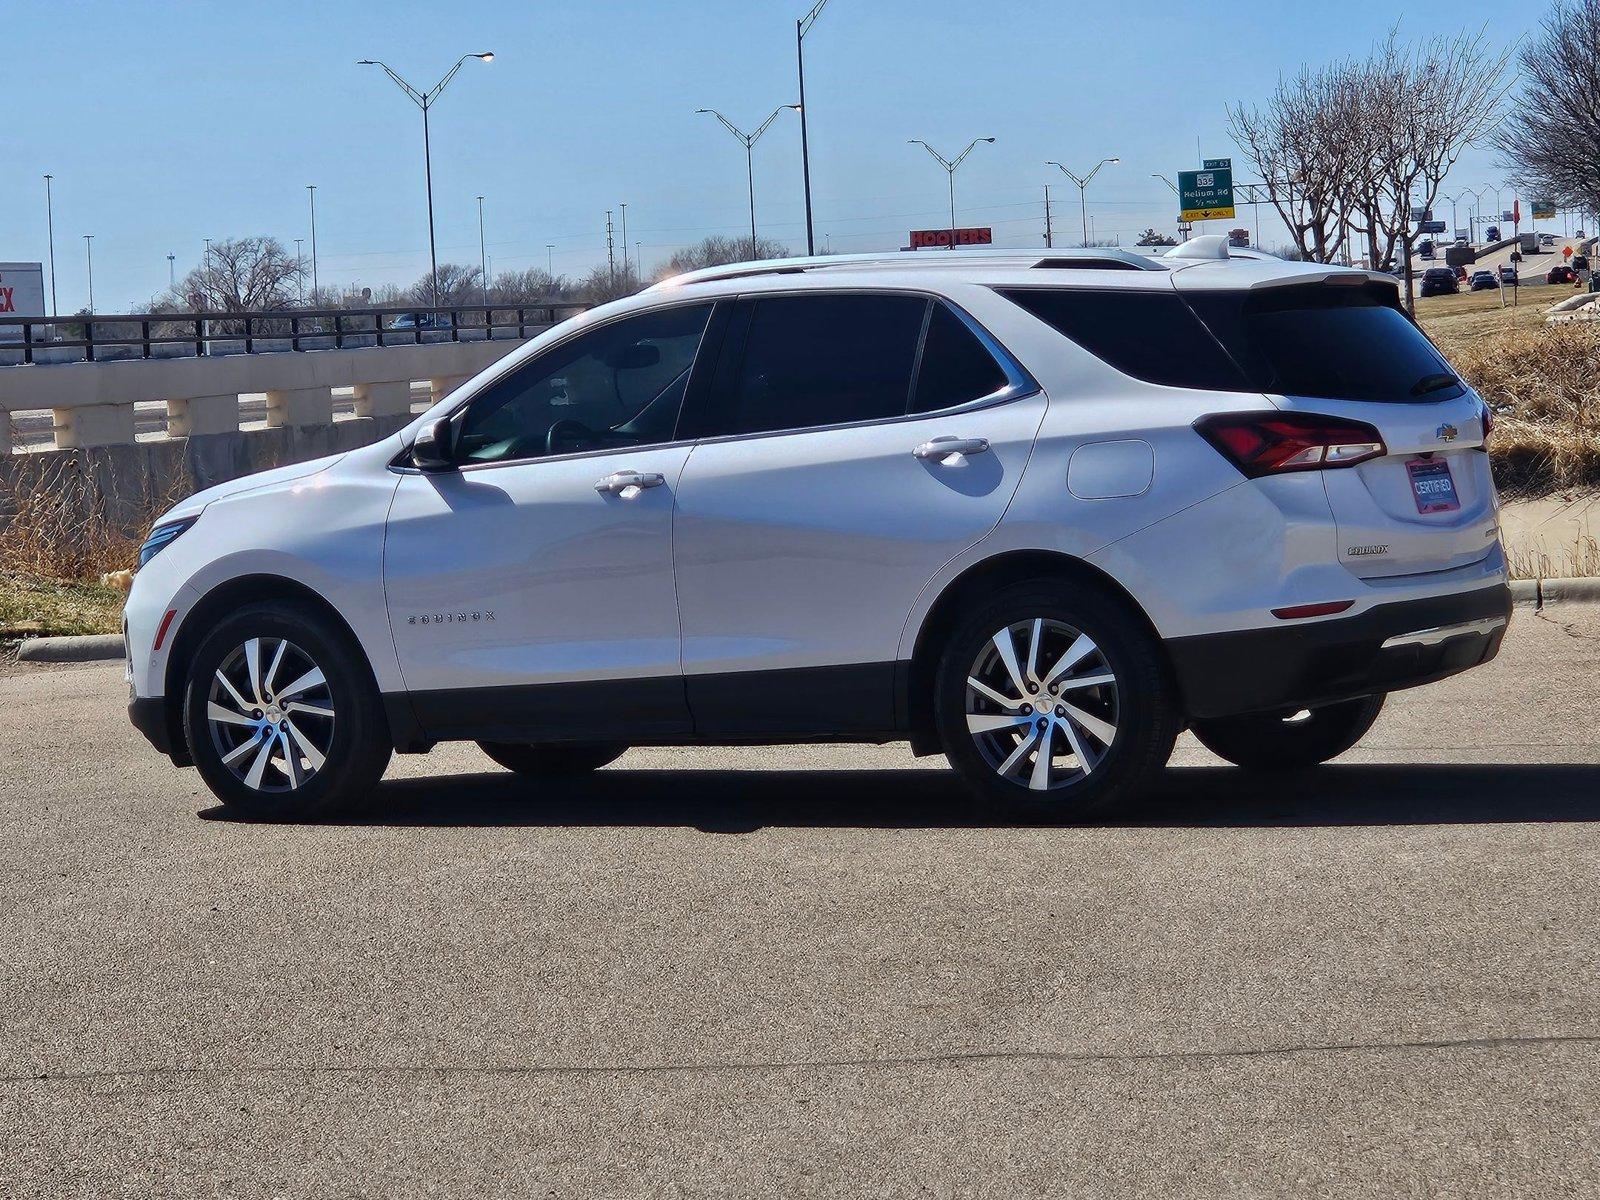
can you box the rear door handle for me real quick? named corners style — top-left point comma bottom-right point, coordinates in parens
top-left (594, 470), bottom-right (666, 498)
top-left (913, 436), bottom-right (990, 462)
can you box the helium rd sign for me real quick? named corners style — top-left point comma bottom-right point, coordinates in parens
top-left (1178, 168), bottom-right (1235, 222)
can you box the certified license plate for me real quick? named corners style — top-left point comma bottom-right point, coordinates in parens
top-left (1406, 457), bottom-right (1460, 514)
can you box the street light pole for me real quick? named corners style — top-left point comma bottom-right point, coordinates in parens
top-left (546, 244), bottom-right (554, 277)
top-left (1048, 158), bottom-right (1120, 247)
top-left (358, 52), bottom-right (495, 306)
top-left (697, 105), bottom-right (802, 261)
top-left (167, 253), bottom-right (176, 289)
top-left (795, 0), bottom-right (834, 257)
top-left (43, 175), bottom-right (58, 318)
top-left (83, 235), bottom-right (94, 312)
top-left (306, 185), bottom-right (319, 302)
top-left (909, 138), bottom-right (996, 250)
top-left (476, 195), bottom-right (489, 304)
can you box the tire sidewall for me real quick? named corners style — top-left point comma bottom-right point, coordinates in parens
top-left (934, 581), bottom-right (1176, 820)
top-left (183, 602), bottom-right (388, 818)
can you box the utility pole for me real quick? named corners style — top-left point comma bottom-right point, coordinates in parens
top-left (358, 53), bottom-right (495, 307)
top-left (795, 0), bottom-right (834, 256)
top-left (83, 235), bottom-right (94, 312)
top-left (698, 105), bottom-right (801, 262)
top-left (606, 210), bottom-right (616, 285)
top-left (42, 175), bottom-right (58, 318)
top-left (909, 137), bottom-right (997, 250)
top-left (306, 185), bottom-right (319, 302)
top-left (619, 203), bottom-right (629, 279)
top-left (1044, 184), bottom-right (1054, 249)
top-left (476, 195), bottom-right (489, 305)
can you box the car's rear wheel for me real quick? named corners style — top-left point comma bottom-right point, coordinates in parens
top-left (934, 580), bottom-right (1179, 821)
top-left (478, 742), bottom-right (627, 777)
top-left (183, 601), bottom-right (391, 820)
top-left (1190, 694), bottom-right (1385, 771)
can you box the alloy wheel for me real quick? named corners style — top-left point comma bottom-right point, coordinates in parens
top-left (964, 618), bottom-right (1120, 791)
top-left (206, 636), bottom-right (335, 793)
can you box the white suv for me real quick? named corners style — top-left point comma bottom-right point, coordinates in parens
top-left (126, 236), bottom-right (1510, 821)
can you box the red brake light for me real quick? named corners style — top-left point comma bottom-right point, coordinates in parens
top-left (1480, 401), bottom-right (1495, 447)
top-left (1194, 412), bottom-right (1386, 478)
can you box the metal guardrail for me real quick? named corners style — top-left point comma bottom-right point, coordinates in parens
top-left (0, 301), bottom-right (588, 366)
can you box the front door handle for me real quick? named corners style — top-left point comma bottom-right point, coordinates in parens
top-left (594, 470), bottom-right (666, 498)
top-left (913, 436), bottom-right (991, 462)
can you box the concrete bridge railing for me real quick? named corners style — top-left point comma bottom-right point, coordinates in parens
top-left (0, 335), bottom-right (540, 453)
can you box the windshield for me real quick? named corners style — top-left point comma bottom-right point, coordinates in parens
top-left (1184, 284), bottom-right (1463, 404)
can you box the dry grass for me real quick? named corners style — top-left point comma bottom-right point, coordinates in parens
top-left (1419, 290), bottom-right (1600, 494)
top-left (1507, 530), bottom-right (1600, 581)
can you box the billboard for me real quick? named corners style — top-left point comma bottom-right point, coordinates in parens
top-left (908, 227), bottom-right (992, 250)
top-left (0, 262), bottom-right (47, 345)
top-left (1533, 200), bottom-right (1557, 220)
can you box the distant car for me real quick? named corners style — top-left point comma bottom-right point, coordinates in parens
top-left (1547, 264), bottom-right (1577, 285)
top-left (1499, 265), bottom-right (1518, 284)
top-left (1453, 265), bottom-right (1469, 283)
top-left (1469, 270), bottom-right (1499, 291)
top-left (1486, 226), bottom-right (1500, 241)
top-left (1420, 266), bottom-right (1460, 296)
top-left (390, 312), bottom-right (454, 332)
top-left (1540, 233), bottom-right (1557, 246)
top-left (1573, 255), bottom-right (1590, 273)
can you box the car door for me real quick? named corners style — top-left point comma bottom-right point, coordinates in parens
top-left (383, 300), bottom-right (721, 743)
top-left (671, 291), bottom-right (1047, 736)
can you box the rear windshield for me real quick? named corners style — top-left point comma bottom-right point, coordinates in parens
top-left (1182, 284), bottom-right (1463, 403)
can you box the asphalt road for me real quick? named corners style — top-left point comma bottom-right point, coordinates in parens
top-left (3, 605), bottom-right (1599, 1197)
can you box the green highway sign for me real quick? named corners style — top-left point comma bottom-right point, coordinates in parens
top-left (1532, 199), bottom-right (1556, 220)
top-left (1202, 157), bottom-right (1232, 170)
top-left (1179, 167), bottom-right (1236, 222)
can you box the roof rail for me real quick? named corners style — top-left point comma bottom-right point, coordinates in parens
top-left (649, 246), bottom-right (1165, 290)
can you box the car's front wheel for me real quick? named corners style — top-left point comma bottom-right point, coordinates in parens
top-left (1190, 694), bottom-right (1385, 771)
top-left (934, 580), bottom-right (1179, 821)
top-left (183, 601), bottom-right (392, 820)
top-left (477, 742), bottom-right (628, 777)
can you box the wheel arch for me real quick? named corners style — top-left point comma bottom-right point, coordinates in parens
top-left (903, 549), bottom-right (1169, 756)
top-left (160, 574), bottom-right (382, 764)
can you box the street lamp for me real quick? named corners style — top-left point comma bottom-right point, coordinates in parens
top-left (306, 185), bottom-right (319, 302)
top-left (1048, 157), bottom-right (1120, 247)
top-left (795, 0), bottom-right (835, 256)
top-left (909, 137), bottom-right (997, 251)
top-left (167, 253), bottom-right (176, 290)
top-left (697, 105), bottom-right (801, 261)
top-left (476, 195), bottom-right (489, 305)
top-left (83, 235), bottom-right (94, 312)
top-left (43, 175), bottom-right (58, 318)
top-left (358, 52), bottom-right (494, 306)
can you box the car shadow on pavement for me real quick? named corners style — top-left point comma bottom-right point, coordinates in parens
top-left (200, 762), bottom-right (1600, 833)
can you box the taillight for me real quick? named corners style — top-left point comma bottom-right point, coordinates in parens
top-left (1194, 412), bottom-right (1386, 478)
top-left (1480, 401), bottom-right (1495, 449)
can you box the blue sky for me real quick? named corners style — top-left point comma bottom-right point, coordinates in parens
top-left (4, 0), bottom-right (1535, 311)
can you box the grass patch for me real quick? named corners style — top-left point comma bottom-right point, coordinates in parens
top-left (0, 571), bottom-right (124, 639)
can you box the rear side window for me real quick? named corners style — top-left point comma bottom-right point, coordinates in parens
top-left (724, 294), bottom-right (927, 435)
top-left (1184, 285), bottom-right (1462, 403)
top-left (999, 288), bottom-right (1248, 391)
top-left (911, 303), bottom-right (1010, 413)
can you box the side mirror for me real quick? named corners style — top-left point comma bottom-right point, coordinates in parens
top-left (411, 417), bottom-right (457, 472)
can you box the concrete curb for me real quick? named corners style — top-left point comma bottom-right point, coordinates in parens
top-left (1512, 578), bottom-right (1600, 607)
top-left (14, 634), bottom-right (124, 663)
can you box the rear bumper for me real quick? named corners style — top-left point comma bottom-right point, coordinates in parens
top-left (1167, 583), bottom-right (1511, 720)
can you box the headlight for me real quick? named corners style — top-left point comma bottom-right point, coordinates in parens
top-left (138, 517), bottom-right (197, 569)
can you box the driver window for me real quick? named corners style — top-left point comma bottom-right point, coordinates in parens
top-left (454, 303), bottom-right (714, 464)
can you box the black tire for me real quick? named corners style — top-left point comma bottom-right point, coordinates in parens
top-left (934, 579), bottom-right (1179, 821)
top-left (183, 601), bottom-right (392, 820)
top-left (1190, 694), bottom-right (1384, 771)
top-left (478, 742), bottom-right (628, 776)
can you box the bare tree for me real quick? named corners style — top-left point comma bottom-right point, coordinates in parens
top-left (174, 237), bottom-right (304, 311)
top-left (1230, 28), bottom-right (1510, 306)
top-left (660, 235), bottom-right (791, 277)
top-left (490, 268), bottom-right (571, 304)
top-left (1496, 0), bottom-right (1600, 218)
top-left (405, 263), bottom-right (483, 308)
